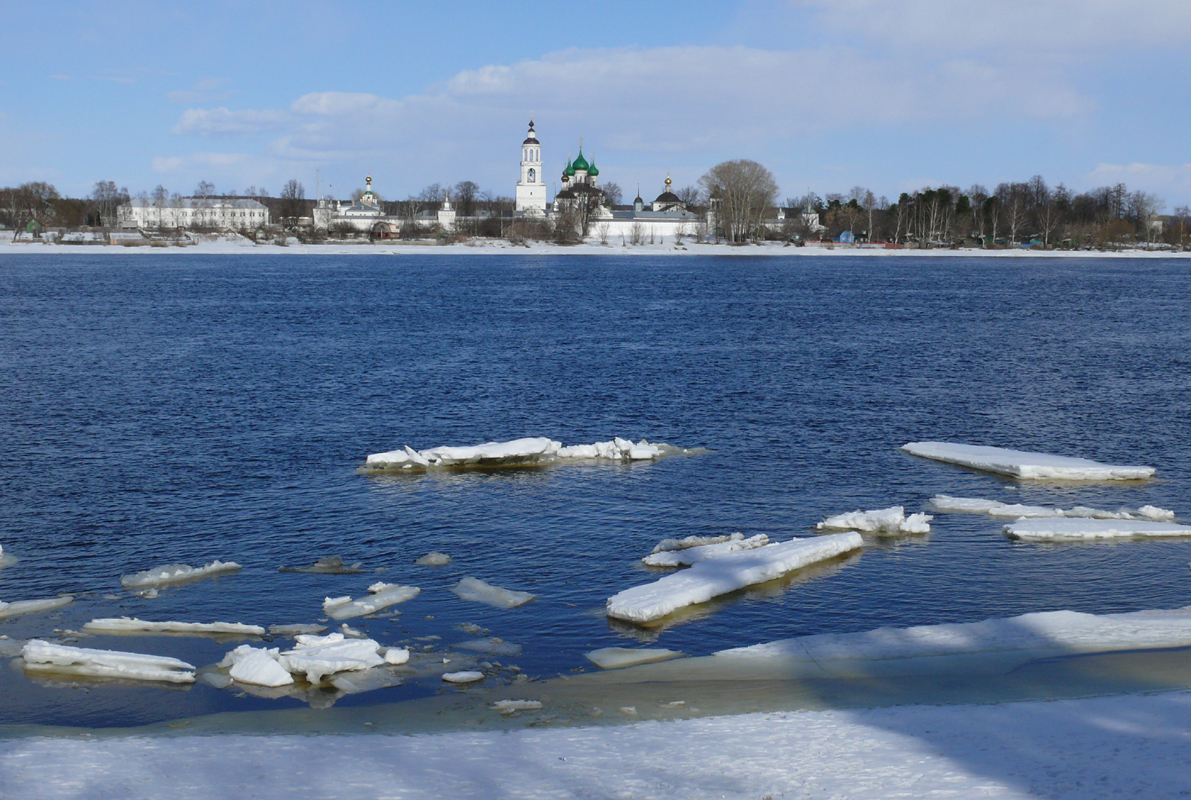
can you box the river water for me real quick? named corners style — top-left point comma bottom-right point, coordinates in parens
top-left (1, 252), bottom-right (1188, 728)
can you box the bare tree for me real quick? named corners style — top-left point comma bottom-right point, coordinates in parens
top-left (601, 181), bottom-right (623, 207)
top-left (280, 179), bottom-right (306, 225)
top-left (194, 180), bottom-right (215, 201)
top-left (90, 180), bottom-right (129, 228)
top-left (452, 181), bottom-right (479, 216)
top-left (675, 185), bottom-right (704, 209)
top-left (699, 159), bottom-right (778, 243)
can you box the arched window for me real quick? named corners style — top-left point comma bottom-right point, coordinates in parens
top-left (528, 168), bottom-right (536, 182)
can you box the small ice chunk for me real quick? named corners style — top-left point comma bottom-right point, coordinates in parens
top-left (619, 706), bottom-right (637, 716)
top-left (0, 596), bottom-right (73, 620)
top-left (0, 544), bottom-right (17, 569)
top-left (930, 496), bottom-right (1007, 513)
top-left (330, 669), bottom-right (403, 694)
top-left (607, 533), bottom-right (863, 625)
top-left (452, 577), bottom-right (535, 609)
top-left (585, 647), bottom-right (683, 669)
top-left (277, 633), bottom-right (386, 684)
top-left (651, 534), bottom-right (739, 554)
top-left (82, 618), bottom-right (266, 637)
top-left (268, 624), bottom-right (327, 636)
top-left (21, 640), bottom-right (195, 683)
top-left (279, 556), bottom-right (365, 574)
top-left (383, 647), bottom-right (410, 665)
top-left (120, 560), bottom-right (241, 589)
top-left (415, 552), bottom-right (451, 566)
top-left (902, 442), bottom-right (1155, 480)
top-left (643, 534), bottom-right (770, 567)
top-left (454, 638), bottom-right (522, 656)
top-left (221, 645), bottom-right (294, 687)
top-left (1004, 518), bottom-right (1191, 542)
top-left (442, 670), bottom-right (484, 683)
top-left (492, 699), bottom-right (542, 713)
top-left (815, 506), bottom-right (932, 535)
top-left (1138, 505), bottom-right (1176, 521)
top-left (985, 504), bottom-right (1062, 519)
top-left (322, 583), bottom-right (420, 620)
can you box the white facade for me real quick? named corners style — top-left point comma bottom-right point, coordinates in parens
top-left (313, 176), bottom-right (384, 232)
top-left (118, 198), bottom-right (269, 231)
top-left (515, 120), bottom-right (547, 215)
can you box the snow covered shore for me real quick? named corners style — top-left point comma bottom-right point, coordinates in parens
top-left (4, 236), bottom-right (1189, 259)
top-left (1, 690), bottom-right (1189, 799)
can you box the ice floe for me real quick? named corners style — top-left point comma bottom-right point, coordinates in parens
top-left (1003, 518), bottom-right (1191, 542)
top-left (454, 638), bottom-right (522, 657)
top-left (0, 596), bottom-right (73, 620)
top-left (442, 670), bottom-right (484, 683)
top-left (120, 560), bottom-right (241, 589)
top-left (21, 640), bottom-right (196, 683)
top-left (492, 699), bottom-right (542, 714)
top-left (930, 495), bottom-right (1176, 521)
top-left (607, 533), bottom-right (863, 625)
top-left (279, 556), bottom-right (365, 574)
top-left (82, 618), bottom-right (266, 637)
top-left (717, 607), bottom-right (1191, 662)
top-left (268, 624), bottom-right (327, 637)
top-left (277, 633), bottom-right (388, 685)
top-left (643, 534), bottom-right (769, 567)
top-left (585, 647), bottom-right (683, 669)
top-left (815, 507), bottom-right (932, 535)
top-left (0, 544), bottom-right (17, 569)
top-left (221, 646), bottom-right (295, 688)
top-left (650, 534), bottom-right (738, 554)
top-left (451, 577), bottom-right (535, 609)
top-left (364, 436), bottom-right (691, 471)
top-left (323, 583), bottom-right (420, 620)
top-left (902, 442), bottom-right (1155, 480)
top-left (415, 552), bottom-right (451, 566)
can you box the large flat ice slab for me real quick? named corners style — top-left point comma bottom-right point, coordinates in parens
top-left (364, 436), bottom-right (692, 471)
top-left (585, 647), bottom-right (683, 669)
top-left (82, 618), bottom-right (266, 637)
top-left (120, 560), bottom-right (242, 589)
top-left (902, 442), bottom-right (1155, 480)
top-left (323, 583), bottom-right (420, 620)
top-left (717, 607), bottom-right (1191, 663)
top-left (451, 577), bottom-right (535, 609)
top-left (0, 595), bottom-right (72, 620)
top-left (607, 533), bottom-right (863, 625)
top-left (1004, 518), bottom-right (1191, 541)
top-left (930, 495), bottom-right (1175, 521)
top-left (21, 640), bottom-right (196, 683)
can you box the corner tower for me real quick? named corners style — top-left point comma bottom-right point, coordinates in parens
top-left (515, 119), bottom-right (547, 215)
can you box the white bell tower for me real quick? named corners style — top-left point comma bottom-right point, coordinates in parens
top-left (515, 118), bottom-right (547, 215)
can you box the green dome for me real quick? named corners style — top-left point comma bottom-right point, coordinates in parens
top-left (564, 158), bottom-right (576, 177)
top-left (588, 160), bottom-right (599, 177)
top-left (572, 150), bottom-right (590, 172)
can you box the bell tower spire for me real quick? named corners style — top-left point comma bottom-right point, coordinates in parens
top-left (515, 116), bottom-right (546, 216)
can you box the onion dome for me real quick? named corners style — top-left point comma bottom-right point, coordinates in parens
top-left (572, 149), bottom-right (590, 172)
top-left (564, 158), bottom-right (575, 177)
top-left (588, 159), bottom-right (599, 177)
top-left (523, 119), bottom-right (538, 145)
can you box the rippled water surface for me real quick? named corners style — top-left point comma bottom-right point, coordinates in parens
top-left (2, 252), bottom-right (1189, 727)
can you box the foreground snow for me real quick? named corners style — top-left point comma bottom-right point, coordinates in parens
top-left (1004, 518), bottom-right (1191, 541)
top-left (902, 442), bottom-right (1155, 480)
top-left (364, 436), bottom-right (690, 471)
top-left (607, 533), bottom-right (863, 624)
top-left (2, 690), bottom-right (1190, 799)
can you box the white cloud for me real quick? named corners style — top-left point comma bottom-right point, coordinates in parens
top-left (172, 107), bottom-right (290, 136)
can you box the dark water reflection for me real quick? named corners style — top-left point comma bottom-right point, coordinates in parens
top-left (1, 253), bottom-right (1189, 727)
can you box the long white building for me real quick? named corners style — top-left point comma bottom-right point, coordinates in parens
top-left (118, 198), bottom-right (269, 231)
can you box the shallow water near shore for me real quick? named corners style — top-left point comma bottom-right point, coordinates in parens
top-left (2, 253), bottom-right (1190, 731)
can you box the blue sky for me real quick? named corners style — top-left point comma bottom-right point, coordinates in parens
top-left (3, 0), bottom-right (1189, 207)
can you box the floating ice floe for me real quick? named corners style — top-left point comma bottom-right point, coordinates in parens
top-left (454, 638), bottom-right (522, 657)
top-left (901, 442), bottom-right (1155, 480)
top-left (451, 577), bottom-right (535, 609)
top-left (363, 436), bottom-right (690, 471)
top-left (442, 670), bottom-right (484, 684)
top-left (268, 624), bottom-right (327, 636)
top-left (221, 645), bottom-right (294, 688)
top-left (120, 560), bottom-right (242, 589)
top-left (21, 640), bottom-right (196, 683)
top-left (276, 633), bottom-right (389, 685)
top-left (0, 544), bottom-right (17, 569)
top-left (643, 534), bottom-right (770, 567)
top-left (1003, 518), bottom-right (1191, 542)
top-left (323, 583), bottom-right (420, 620)
top-left (585, 647), bottom-right (683, 670)
top-left (279, 556), bottom-right (365, 574)
top-left (0, 596), bottom-right (73, 620)
top-left (930, 495), bottom-right (1176, 521)
top-left (650, 534), bottom-right (738, 554)
top-left (607, 533), bottom-right (863, 625)
top-left (492, 699), bottom-right (542, 714)
top-left (815, 507), bottom-right (932, 535)
top-left (716, 607), bottom-right (1191, 662)
top-left (82, 618), bottom-right (266, 637)
top-left (415, 552), bottom-right (451, 566)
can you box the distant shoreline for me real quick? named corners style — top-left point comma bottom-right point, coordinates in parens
top-left (2, 237), bottom-right (1188, 258)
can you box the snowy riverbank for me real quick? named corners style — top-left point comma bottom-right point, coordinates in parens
top-left (2, 235), bottom-right (1189, 258)
top-left (2, 690), bottom-right (1189, 799)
